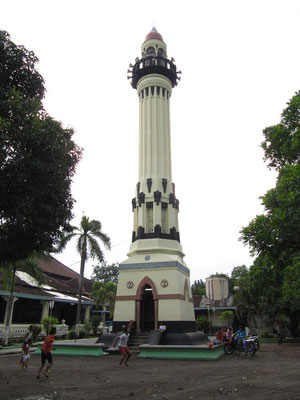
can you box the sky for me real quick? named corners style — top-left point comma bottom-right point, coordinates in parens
top-left (2, 0), bottom-right (300, 282)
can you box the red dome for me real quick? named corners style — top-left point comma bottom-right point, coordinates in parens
top-left (145, 28), bottom-right (163, 42)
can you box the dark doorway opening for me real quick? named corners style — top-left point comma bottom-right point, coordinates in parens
top-left (140, 284), bottom-right (154, 332)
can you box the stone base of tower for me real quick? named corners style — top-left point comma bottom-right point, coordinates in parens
top-left (113, 238), bottom-right (196, 333)
top-left (113, 320), bottom-right (196, 333)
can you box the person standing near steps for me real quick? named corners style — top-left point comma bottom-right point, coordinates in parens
top-left (36, 327), bottom-right (56, 379)
top-left (114, 328), bottom-right (131, 368)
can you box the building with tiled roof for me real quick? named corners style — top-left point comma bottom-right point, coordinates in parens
top-left (0, 255), bottom-right (95, 333)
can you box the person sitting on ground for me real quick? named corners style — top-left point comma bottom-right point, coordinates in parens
top-left (213, 327), bottom-right (226, 345)
top-left (158, 322), bottom-right (167, 333)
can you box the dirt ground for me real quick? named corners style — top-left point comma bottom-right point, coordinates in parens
top-left (1, 343), bottom-right (299, 400)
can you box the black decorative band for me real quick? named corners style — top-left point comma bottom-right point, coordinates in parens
top-left (132, 225), bottom-right (180, 242)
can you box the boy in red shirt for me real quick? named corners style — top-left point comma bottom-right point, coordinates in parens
top-left (36, 327), bottom-right (56, 379)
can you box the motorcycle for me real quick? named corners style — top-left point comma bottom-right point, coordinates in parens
top-left (224, 335), bottom-right (258, 357)
top-left (223, 336), bottom-right (236, 354)
top-left (247, 335), bottom-right (260, 351)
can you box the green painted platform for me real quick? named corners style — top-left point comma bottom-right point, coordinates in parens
top-left (138, 344), bottom-right (224, 360)
top-left (34, 341), bottom-right (106, 356)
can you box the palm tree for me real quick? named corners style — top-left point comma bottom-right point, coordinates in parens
top-left (91, 281), bottom-right (116, 334)
top-left (1, 254), bottom-right (45, 345)
top-left (57, 215), bottom-right (111, 332)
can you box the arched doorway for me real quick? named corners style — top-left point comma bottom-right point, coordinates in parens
top-left (140, 284), bottom-right (155, 332)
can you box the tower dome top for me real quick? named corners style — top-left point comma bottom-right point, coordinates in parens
top-left (145, 27), bottom-right (164, 42)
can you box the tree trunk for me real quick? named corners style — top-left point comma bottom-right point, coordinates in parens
top-left (76, 242), bottom-right (87, 336)
top-left (103, 305), bottom-right (106, 334)
top-left (251, 311), bottom-right (258, 330)
top-left (2, 266), bottom-right (16, 346)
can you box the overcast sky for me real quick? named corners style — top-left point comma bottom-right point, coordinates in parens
top-left (2, 0), bottom-right (300, 282)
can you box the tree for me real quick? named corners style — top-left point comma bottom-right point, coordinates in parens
top-left (261, 91), bottom-right (300, 170)
top-left (195, 315), bottom-right (209, 332)
top-left (91, 262), bottom-right (119, 284)
top-left (0, 30), bottom-right (82, 264)
top-left (57, 215), bottom-right (111, 332)
top-left (233, 275), bottom-right (259, 330)
top-left (91, 281), bottom-right (116, 334)
top-left (191, 279), bottom-right (206, 296)
top-left (219, 311), bottom-right (234, 326)
top-left (229, 265), bottom-right (249, 293)
top-left (209, 273), bottom-right (229, 279)
top-left (41, 317), bottom-right (59, 335)
top-left (1, 254), bottom-right (45, 345)
top-left (240, 91), bottom-right (300, 337)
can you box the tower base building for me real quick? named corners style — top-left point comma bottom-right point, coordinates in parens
top-left (113, 28), bottom-right (196, 333)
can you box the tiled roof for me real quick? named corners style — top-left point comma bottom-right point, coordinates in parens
top-left (36, 255), bottom-right (80, 280)
top-left (0, 256), bottom-right (95, 304)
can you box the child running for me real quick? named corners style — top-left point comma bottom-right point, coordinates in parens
top-left (20, 325), bottom-right (33, 367)
top-left (114, 328), bottom-right (131, 368)
top-left (21, 340), bottom-right (31, 368)
top-left (36, 327), bottom-right (56, 379)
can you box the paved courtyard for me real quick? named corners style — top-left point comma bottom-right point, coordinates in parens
top-left (1, 343), bottom-right (299, 400)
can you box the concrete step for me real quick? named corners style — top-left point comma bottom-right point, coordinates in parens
top-left (129, 333), bottom-right (150, 351)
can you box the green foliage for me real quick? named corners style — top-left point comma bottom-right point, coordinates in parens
top-left (0, 30), bottom-right (82, 264)
top-left (282, 257), bottom-right (300, 310)
top-left (191, 279), bottom-right (206, 296)
top-left (32, 324), bottom-right (42, 341)
top-left (57, 216), bottom-right (111, 263)
top-left (90, 314), bottom-right (101, 335)
top-left (196, 315), bottom-right (209, 332)
top-left (84, 319), bottom-right (93, 335)
top-left (67, 330), bottom-right (77, 340)
top-left (219, 311), bottom-right (234, 323)
top-left (0, 254), bottom-right (45, 291)
top-left (56, 215), bottom-right (111, 327)
top-left (79, 330), bottom-right (86, 339)
top-left (209, 272), bottom-right (229, 279)
top-left (41, 317), bottom-right (59, 335)
top-left (262, 330), bottom-right (269, 338)
top-left (91, 262), bottom-right (119, 284)
top-left (240, 91), bottom-right (300, 337)
top-left (230, 265), bottom-right (249, 286)
top-left (91, 281), bottom-right (116, 316)
top-left (261, 91), bottom-right (300, 170)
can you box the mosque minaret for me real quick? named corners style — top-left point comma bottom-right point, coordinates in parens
top-left (113, 28), bottom-right (196, 333)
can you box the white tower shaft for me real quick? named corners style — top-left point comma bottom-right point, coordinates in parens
top-left (138, 75), bottom-right (172, 183)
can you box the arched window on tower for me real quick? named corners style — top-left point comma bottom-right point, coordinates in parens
top-left (146, 202), bottom-right (154, 233)
top-left (161, 203), bottom-right (168, 234)
top-left (158, 48), bottom-right (164, 57)
top-left (146, 46), bottom-right (155, 57)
